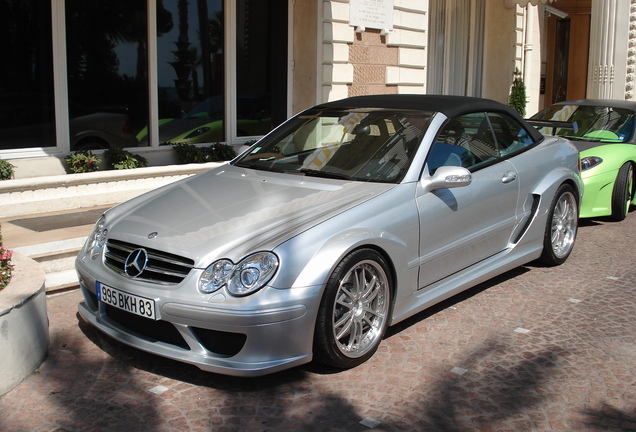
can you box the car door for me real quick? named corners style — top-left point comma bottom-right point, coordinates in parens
top-left (416, 112), bottom-right (521, 289)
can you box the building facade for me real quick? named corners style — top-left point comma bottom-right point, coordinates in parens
top-left (1, 0), bottom-right (633, 178)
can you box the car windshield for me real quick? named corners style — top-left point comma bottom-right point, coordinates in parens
top-left (234, 108), bottom-right (433, 183)
top-left (183, 97), bottom-right (223, 120)
top-left (532, 104), bottom-right (635, 143)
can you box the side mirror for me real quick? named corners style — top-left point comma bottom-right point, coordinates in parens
top-left (425, 166), bottom-right (472, 191)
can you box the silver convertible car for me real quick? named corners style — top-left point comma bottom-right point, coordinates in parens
top-left (76, 95), bottom-right (582, 376)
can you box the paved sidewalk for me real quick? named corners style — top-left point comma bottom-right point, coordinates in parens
top-left (0, 205), bottom-right (110, 249)
top-left (1, 212), bottom-right (635, 431)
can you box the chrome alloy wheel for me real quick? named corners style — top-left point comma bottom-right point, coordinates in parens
top-left (550, 190), bottom-right (578, 259)
top-left (331, 259), bottom-right (390, 358)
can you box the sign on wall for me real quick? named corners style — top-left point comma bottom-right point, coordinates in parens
top-left (349, 0), bottom-right (394, 31)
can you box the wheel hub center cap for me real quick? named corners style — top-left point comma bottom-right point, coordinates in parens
top-left (352, 300), bottom-right (365, 319)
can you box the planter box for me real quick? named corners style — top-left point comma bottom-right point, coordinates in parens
top-left (0, 253), bottom-right (48, 396)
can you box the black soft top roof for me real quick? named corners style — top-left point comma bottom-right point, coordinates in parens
top-left (313, 94), bottom-right (544, 141)
top-left (316, 94), bottom-right (516, 118)
top-left (547, 99), bottom-right (636, 112)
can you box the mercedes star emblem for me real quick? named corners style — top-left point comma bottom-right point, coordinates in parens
top-left (124, 248), bottom-right (149, 278)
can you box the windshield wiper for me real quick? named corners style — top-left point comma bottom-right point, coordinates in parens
top-left (300, 168), bottom-right (355, 180)
top-left (234, 162), bottom-right (285, 173)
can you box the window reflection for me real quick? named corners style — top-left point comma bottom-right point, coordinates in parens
top-left (236, 0), bottom-right (287, 138)
top-left (65, 0), bottom-right (153, 149)
top-left (145, 0), bottom-right (225, 146)
top-left (0, 0), bottom-right (56, 149)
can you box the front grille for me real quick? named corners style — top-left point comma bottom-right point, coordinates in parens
top-left (105, 239), bottom-right (195, 284)
top-left (90, 286), bottom-right (247, 357)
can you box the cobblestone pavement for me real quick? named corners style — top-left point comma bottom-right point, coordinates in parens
top-left (1, 214), bottom-right (636, 432)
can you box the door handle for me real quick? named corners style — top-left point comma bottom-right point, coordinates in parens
top-left (502, 171), bottom-right (517, 183)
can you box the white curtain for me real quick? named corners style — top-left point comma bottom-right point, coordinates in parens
top-left (427, 0), bottom-right (484, 96)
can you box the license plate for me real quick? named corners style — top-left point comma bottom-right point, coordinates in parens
top-left (97, 282), bottom-right (157, 320)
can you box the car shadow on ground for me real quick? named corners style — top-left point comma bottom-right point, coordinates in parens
top-left (74, 265), bottom-right (531, 383)
top-left (385, 265), bottom-right (530, 338)
top-left (67, 257), bottom-right (634, 430)
top-left (70, 307), bottom-right (614, 431)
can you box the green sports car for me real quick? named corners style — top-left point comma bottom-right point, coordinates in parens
top-left (136, 96), bottom-right (271, 145)
top-left (532, 99), bottom-right (636, 221)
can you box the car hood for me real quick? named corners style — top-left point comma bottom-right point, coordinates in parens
top-left (569, 139), bottom-right (624, 153)
top-left (106, 165), bottom-right (392, 266)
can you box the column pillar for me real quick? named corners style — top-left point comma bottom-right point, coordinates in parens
top-left (587, 0), bottom-right (632, 99)
top-left (626, 0), bottom-right (636, 100)
top-left (587, 0), bottom-right (618, 99)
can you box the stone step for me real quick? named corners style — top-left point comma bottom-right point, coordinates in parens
top-left (31, 247), bottom-right (81, 273)
top-left (45, 269), bottom-right (80, 293)
top-left (12, 238), bottom-right (86, 293)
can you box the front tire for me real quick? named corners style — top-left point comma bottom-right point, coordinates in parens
top-left (540, 184), bottom-right (578, 266)
top-left (313, 249), bottom-right (392, 369)
top-left (610, 163), bottom-right (634, 221)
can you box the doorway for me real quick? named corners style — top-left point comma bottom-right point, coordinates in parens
top-left (543, 1), bottom-right (591, 104)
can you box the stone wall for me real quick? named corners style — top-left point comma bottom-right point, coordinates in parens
top-left (0, 162), bottom-right (222, 218)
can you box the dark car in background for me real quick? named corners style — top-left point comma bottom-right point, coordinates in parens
top-left (0, 94), bottom-right (137, 150)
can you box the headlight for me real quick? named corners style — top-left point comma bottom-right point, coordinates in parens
top-left (581, 156), bottom-right (603, 171)
top-left (184, 127), bottom-right (210, 139)
top-left (199, 259), bottom-right (233, 293)
top-left (198, 252), bottom-right (279, 296)
top-left (84, 215), bottom-right (107, 259)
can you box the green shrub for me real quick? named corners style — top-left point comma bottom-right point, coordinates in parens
top-left (105, 148), bottom-right (148, 170)
top-left (0, 159), bottom-right (15, 180)
top-left (173, 143), bottom-right (207, 164)
top-left (65, 151), bottom-right (102, 173)
top-left (207, 143), bottom-right (237, 161)
top-left (0, 225), bottom-right (13, 291)
top-left (509, 68), bottom-right (527, 117)
top-left (173, 143), bottom-right (237, 164)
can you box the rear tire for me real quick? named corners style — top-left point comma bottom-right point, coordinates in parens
top-left (313, 249), bottom-right (392, 369)
top-left (73, 139), bottom-right (108, 151)
top-left (540, 184), bottom-right (578, 266)
top-left (610, 163), bottom-right (634, 221)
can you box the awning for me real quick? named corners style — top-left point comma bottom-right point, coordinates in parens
top-left (504, 0), bottom-right (555, 8)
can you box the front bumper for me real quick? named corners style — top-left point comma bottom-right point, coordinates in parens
top-left (579, 169), bottom-right (620, 218)
top-left (77, 279), bottom-right (323, 377)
